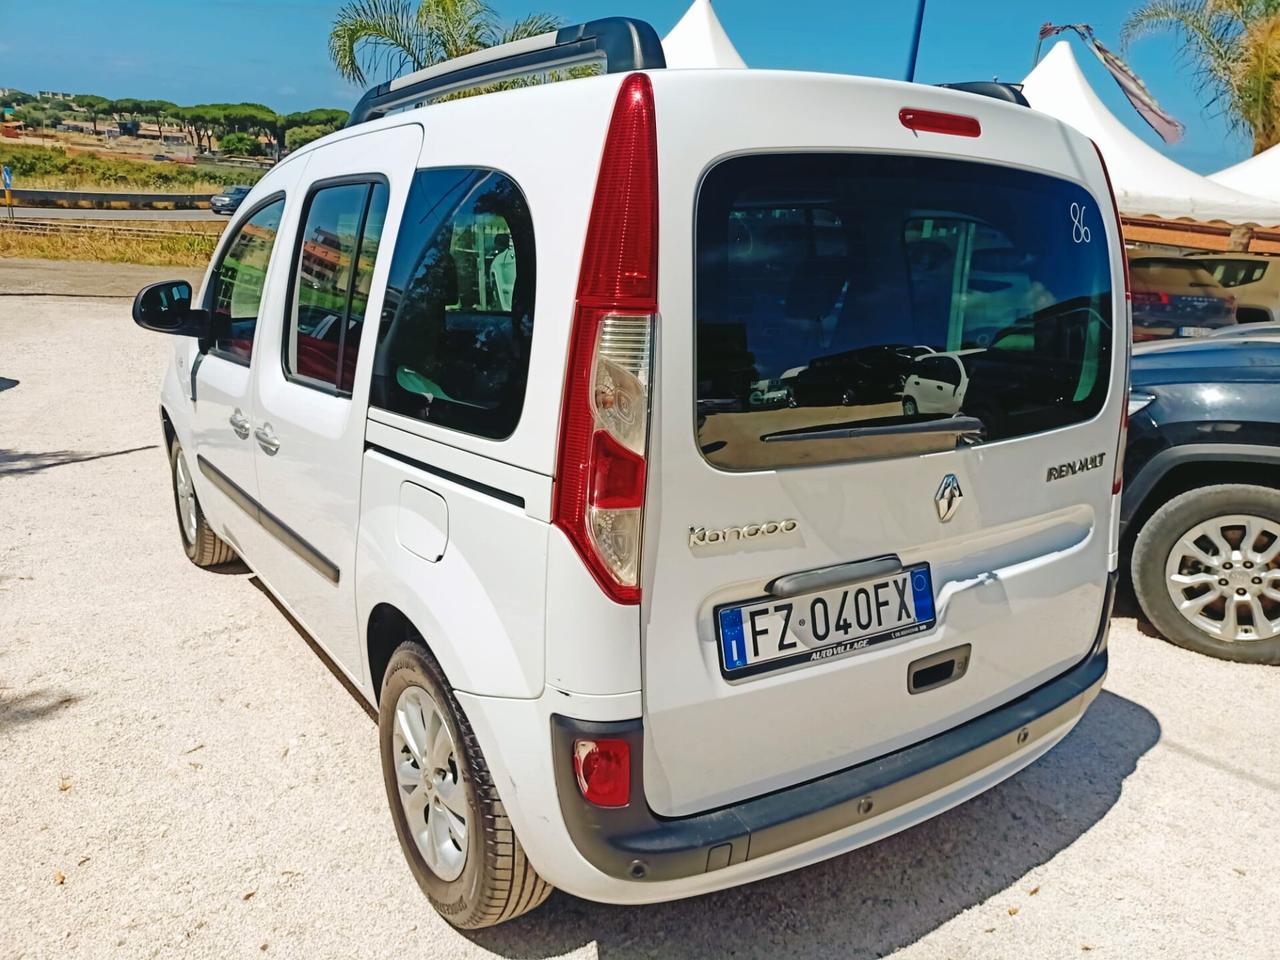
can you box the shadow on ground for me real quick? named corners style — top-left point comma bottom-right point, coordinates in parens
top-left (467, 690), bottom-right (1159, 960)
top-left (0, 445), bottom-right (158, 477)
top-left (0, 687), bottom-right (81, 732)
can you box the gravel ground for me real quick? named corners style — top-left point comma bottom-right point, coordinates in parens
top-left (2, 288), bottom-right (1279, 960)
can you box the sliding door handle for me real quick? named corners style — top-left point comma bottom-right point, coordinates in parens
top-left (253, 424), bottom-right (280, 455)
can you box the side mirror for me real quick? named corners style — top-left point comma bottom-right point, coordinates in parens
top-left (132, 280), bottom-right (213, 337)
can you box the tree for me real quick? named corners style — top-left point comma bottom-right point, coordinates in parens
top-left (328, 0), bottom-right (560, 86)
top-left (219, 131), bottom-right (261, 156)
top-left (75, 94), bottom-right (110, 135)
top-left (142, 99), bottom-right (178, 137)
top-left (1123, 1), bottom-right (1280, 154)
top-left (285, 124), bottom-right (335, 151)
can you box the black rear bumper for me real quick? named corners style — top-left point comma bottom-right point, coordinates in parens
top-left (552, 572), bottom-right (1115, 883)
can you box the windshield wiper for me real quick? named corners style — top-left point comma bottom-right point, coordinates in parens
top-left (764, 415), bottom-right (987, 447)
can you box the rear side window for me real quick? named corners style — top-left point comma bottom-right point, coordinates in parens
top-left (372, 168), bottom-right (535, 439)
top-left (695, 154), bottom-right (1114, 470)
top-left (284, 180), bottom-right (389, 393)
top-left (211, 197), bottom-right (285, 363)
top-left (1201, 258), bottom-right (1269, 288)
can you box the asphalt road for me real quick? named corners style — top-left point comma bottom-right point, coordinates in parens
top-left (9, 207), bottom-right (224, 221)
top-left (2, 284), bottom-right (1279, 959)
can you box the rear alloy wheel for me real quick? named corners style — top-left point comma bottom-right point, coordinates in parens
top-left (379, 641), bottom-right (552, 928)
top-left (902, 397), bottom-right (918, 417)
top-left (168, 438), bottom-right (235, 568)
top-left (1132, 484), bottom-right (1280, 663)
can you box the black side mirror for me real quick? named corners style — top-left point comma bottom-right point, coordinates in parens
top-left (132, 280), bottom-right (214, 337)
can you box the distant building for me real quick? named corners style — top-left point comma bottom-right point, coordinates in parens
top-left (38, 90), bottom-right (74, 101)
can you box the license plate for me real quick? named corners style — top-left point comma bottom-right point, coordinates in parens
top-left (1178, 326), bottom-right (1213, 338)
top-left (716, 564), bottom-right (936, 680)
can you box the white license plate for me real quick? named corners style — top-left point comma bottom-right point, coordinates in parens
top-left (1178, 326), bottom-right (1213, 338)
top-left (716, 564), bottom-right (936, 680)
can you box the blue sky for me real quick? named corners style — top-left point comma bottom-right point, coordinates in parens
top-left (0, 0), bottom-right (1251, 172)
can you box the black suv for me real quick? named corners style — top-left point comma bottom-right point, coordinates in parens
top-left (1123, 334), bottom-right (1280, 663)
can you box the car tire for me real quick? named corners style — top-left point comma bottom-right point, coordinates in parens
top-left (169, 438), bottom-right (236, 567)
top-left (1131, 483), bottom-right (1280, 664)
top-left (379, 641), bottom-right (553, 929)
top-left (902, 397), bottom-right (918, 416)
top-left (841, 388), bottom-right (857, 406)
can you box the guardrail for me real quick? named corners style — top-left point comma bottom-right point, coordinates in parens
top-left (0, 219), bottom-right (221, 240)
top-left (6, 188), bottom-right (215, 210)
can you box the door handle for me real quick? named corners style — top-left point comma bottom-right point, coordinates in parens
top-left (229, 410), bottom-right (251, 439)
top-left (254, 424), bottom-right (280, 455)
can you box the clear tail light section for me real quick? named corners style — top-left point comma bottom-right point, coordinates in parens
top-left (553, 74), bottom-right (658, 605)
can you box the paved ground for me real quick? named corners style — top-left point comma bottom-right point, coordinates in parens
top-left (10, 207), bottom-right (223, 221)
top-left (2, 283), bottom-right (1279, 960)
top-left (0, 259), bottom-right (204, 298)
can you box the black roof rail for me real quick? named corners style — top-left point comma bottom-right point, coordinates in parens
top-left (346, 16), bottom-right (666, 127)
top-left (935, 81), bottom-right (1030, 108)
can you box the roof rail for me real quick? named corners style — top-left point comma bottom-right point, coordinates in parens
top-left (346, 16), bottom-right (666, 127)
top-left (935, 81), bottom-right (1030, 108)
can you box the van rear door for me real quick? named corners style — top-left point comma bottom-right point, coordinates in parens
top-left (640, 75), bottom-right (1125, 817)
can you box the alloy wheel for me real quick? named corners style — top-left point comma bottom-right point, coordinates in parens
top-left (391, 685), bottom-right (469, 881)
top-left (1164, 513), bottom-right (1280, 643)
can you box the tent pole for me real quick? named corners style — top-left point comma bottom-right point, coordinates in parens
top-left (905, 0), bottom-right (928, 82)
top-left (1033, 36), bottom-right (1045, 69)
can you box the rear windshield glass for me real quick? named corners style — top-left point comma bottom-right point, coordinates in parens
top-left (1198, 258), bottom-right (1269, 288)
top-left (695, 154), bottom-right (1115, 471)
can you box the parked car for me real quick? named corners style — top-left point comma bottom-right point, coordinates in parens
top-left (901, 349), bottom-right (981, 416)
top-left (1128, 252), bottom-right (1237, 341)
top-left (792, 344), bottom-right (932, 407)
top-left (210, 185), bottom-right (251, 215)
top-left (1187, 252), bottom-right (1280, 325)
top-left (129, 17), bottom-right (1128, 929)
top-left (1123, 336), bottom-right (1280, 664)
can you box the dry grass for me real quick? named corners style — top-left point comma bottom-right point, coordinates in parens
top-left (0, 229), bottom-right (217, 267)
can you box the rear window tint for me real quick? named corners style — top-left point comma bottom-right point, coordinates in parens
top-left (372, 168), bottom-right (535, 440)
top-left (1198, 258), bottom-right (1270, 288)
top-left (695, 154), bottom-right (1115, 470)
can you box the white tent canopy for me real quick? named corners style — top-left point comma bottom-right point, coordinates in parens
top-left (1022, 42), bottom-right (1280, 226)
top-left (1210, 145), bottom-right (1280, 202)
top-left (662, 0), bottom-right (746, 69)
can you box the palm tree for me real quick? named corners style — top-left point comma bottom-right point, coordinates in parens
top-left (329, 0), bottom-right (561, 86)
top-left (1122, 0), bottom-right (1280, 154)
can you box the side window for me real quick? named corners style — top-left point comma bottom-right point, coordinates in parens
top-left (284, 181), bottom-right (390, 393)
top-left (373, 168), bottom-right (535, 440)
top-left (211, 197), bottom-right (285, 363)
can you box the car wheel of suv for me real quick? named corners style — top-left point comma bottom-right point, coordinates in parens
top-left (841, 388), bottom-right (857, 406)
top-left (902, 397), bottom-right (918, 417)
top-left (1132, 483), bottom-right (1280, 664)
top-left (379, 641), bottom-right (552, 928)
top-left (169, 438), bottom-right (235, 567)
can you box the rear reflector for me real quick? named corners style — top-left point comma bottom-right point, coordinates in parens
top-left (573, 738), bottom-right (631, 807)
top-left (899, 108), bottom-right (981, 138)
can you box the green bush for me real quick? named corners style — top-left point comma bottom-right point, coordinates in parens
top-left (0, 142), bottom-right (264, 191)
top-left (217, 132), bottom-right (261, 157)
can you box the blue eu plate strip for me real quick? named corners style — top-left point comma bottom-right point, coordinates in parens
top-left (719, 607), bottom-right (748, 670)
top-left (910, 566), bottom-right (934, 622)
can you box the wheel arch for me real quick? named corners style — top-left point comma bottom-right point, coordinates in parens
top-left (1123, 444), bottom-right (1280, 544)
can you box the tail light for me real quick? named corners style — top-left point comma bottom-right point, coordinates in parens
top-left (1091, 140), bottom-right (1130, 496)
top-left (899, 108), bottom-right (981, 138)
top-left (1132, 291), bottom-right (1169, 306)
top-left (573, 738), bottom-right (631, 807)
top-left (553, 73), bottom-right (658, 605)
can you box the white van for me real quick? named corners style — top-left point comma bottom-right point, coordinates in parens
top-left (134, 18), bottom-right (1129, 928)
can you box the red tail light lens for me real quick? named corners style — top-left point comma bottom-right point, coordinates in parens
top-left (1132, 291), bottom-right (1169, 306)
top-left (553, 73), bottom-right (658, 605)
top-left (573, 738), bottom-right (631, 807)
top-left (899, 108), bottom-right (981, 138)
top-left (1091, 141), bottom-right (1131, 495)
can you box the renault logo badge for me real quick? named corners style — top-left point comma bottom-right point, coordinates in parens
top-left (935, 475), bottom-right (963, 522)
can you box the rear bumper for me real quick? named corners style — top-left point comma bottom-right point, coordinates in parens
top-left (551, 573), bottom-right (1114, 886)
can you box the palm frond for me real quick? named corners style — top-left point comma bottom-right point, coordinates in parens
top-left (329, 0), bottom-right (430, 85)
top-left (498, 12), bottom-right (563, 45)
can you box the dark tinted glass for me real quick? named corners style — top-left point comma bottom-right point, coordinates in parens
top-left (284, 181), bottom-right (389, 392)
top-left (372, 169), bottom-right (535, 439)
top-left (211, 197), bottom-right (285, 363)
top-left (695, 154), bottom-right (1114, 470)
